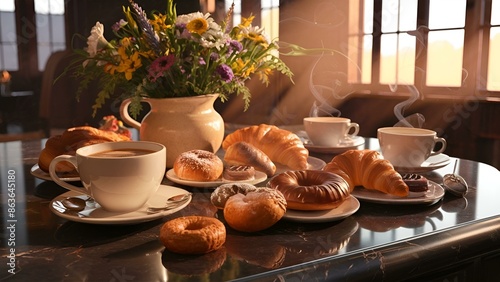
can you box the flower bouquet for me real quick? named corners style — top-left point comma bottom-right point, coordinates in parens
top-left (71, 0), bottom-right (293, 118)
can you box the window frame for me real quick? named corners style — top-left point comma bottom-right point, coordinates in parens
top-left (10, 0), bottom-right (39, 87)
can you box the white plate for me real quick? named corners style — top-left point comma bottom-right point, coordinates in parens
top-left (393, 154), bottom-right (451, 173)
top-left (166, 169), bottom-right (268, 188)
top-left (275, 156), bottom-right (326, 173)
top-left (304, 136), bottom-right (365, 154)
top-left (351, 181), bottom-right (444, 205)
top-left (283, 196), bottom-right (360, 223)
top-left (31, 164), bottom-right (80, 182)
top-left (49, 185), bottom-right (191, 224)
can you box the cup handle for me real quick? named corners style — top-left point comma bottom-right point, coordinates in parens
top-left (430, 137), bottom-right (447, 156)
top-left (49, 155), bottom-right (91, 197)
top-left (346, 123), bottom-right (360, 137)
top-left (119, 98), bottom-right (142, 130)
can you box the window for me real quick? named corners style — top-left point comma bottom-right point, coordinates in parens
top-left (35, 0), bottom-right (65, 71)
top-left (348, 0), bottom-right (500, 96)
top-left (0, 0), bottom-right (17, 70)
top-left (0, 0), bottom-right (65, 73)
top-left (488, 0), bottom-right (500, 90)
top-left (224, 0), bottom-right (280, 41)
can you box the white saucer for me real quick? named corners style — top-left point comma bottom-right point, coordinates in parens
top-left (166, 170), bottom-right (268, 188)
top-left (283, 196), bottom-right (360, 223)
top-left (275, 156), bottom-right (326, 174)
top-left (49, 185), bottom-right (191, 224)
top-left (351, 181), bottom-right (444, 205)
top-left (31, 164), bottom-right (80, 182)
top-left (393, 154), bottom-right (451, 173)
top-left (304, 136), bottom-right (365, 154)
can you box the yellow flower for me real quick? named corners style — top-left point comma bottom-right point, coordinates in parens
top-left (257, 67), bottom-right (273, 84)
top-left (122, 7), bottom-right (137, 31)
top-left (103, 63), bottom-right (118, 75)
top-left (186, 17), bottom-right (209, 35)
top-left (232, 58), bottom-right (256, 78)
top-left (150, 13), bottom-right (169, 32)
top-left (246, 32), bottom-right (268, 47)
top-left (116, 48), bottom-right (142, 80)
top-left (120, 37), bottom-right (132, 48)
top-left (239, 16), bottom-right (254, 28)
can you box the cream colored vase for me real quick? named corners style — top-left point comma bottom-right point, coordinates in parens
top-left (120, 94), bottom-right (224, 168)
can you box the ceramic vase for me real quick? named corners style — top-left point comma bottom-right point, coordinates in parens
top-left (120, 94), bottom-right (224, 168)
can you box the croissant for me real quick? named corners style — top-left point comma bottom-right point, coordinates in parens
top-left (38, 126), bottom-right (131, 173)
top-left (224, 142), bottom-right (277, 176)
top-left (323, 149), bottom-right (409, 197)
top-left (222, 124), bottom-right (309, 170)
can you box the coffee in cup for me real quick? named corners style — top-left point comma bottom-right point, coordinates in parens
top-left (377, 127), bottom-right (446, 168)
top-left (304, 117), bottom-right (360, 147)
top-left (49, 141), bottom-right (166, 212)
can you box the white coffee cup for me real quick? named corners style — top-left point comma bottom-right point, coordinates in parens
top-left (49, 141), bottom-right (166, 213)
top-left (304, 117), bottom-right (360, 147)
top-left (377, 127), bottom-right (447, 168)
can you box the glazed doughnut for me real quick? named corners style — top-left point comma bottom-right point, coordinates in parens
top-left (210, 183), bottom-right (259, 209)
top-left (160, 216), bottom-right (226, 255)
top-left (267, 170), bottom-right (350, 211)
top-left (222, 165), bottom-right (255, 181)
top-left (224, 187), bottom-right (287, 232)
top-left (173, 150), bottom-right (223, 181)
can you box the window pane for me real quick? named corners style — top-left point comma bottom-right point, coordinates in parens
top-left (226, 0), bottom-right (241, 27)
top-left (0, 11), bottom-right (16, 42)
top-left (364, 0), bottom-right (373, 33)
top-left (398, 33), bottom-right (415, 84)
top-left (493, 0), bottom-right (500, 25)
top-left (0, 7), bottom-right (17, 70)
top-left (35, 0), bottom-right (65, 71)
top-left (399, 0), bottom-right (417, 31)
top-left (0, 0), bottom-right (14, 12)
top-left (362, 35), bottom-right (372, 83)
top-left (380, 33), bottom-right (415, 85)
top-left (487, 27), bottom-right (500, 91)
top-left (35, 0), bottom-right (64, 15)
top-left (428, 0), bottom-right (466, 29)
top-left (1, 43), bottom-right (18, 70)
top-left (426, 29), bottom-right (464, 87)
top-left (381, 0), bottom-right (399, 33)
top-left (36, 14), bottom-right (50, 43)
top-left (261, 5), bottom-right (279, 42)
top-left (380, 33), bottom-right (397, 84)
top-left (51, 14), bottom-right (65, 43)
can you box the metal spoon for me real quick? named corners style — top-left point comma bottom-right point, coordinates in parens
top-left (442, 160), bottom-right (468, 197)
top-left (146, 193), bottom-right (192, 214)
top-left (61, 196), bottom-right (93, 212)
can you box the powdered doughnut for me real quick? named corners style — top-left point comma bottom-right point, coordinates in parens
top-left (210, 183), bottom-right (259, 209)
top-left (173, 150), bottom-right (223, 181)
top-left (223, 187), bottom-right (287, 232)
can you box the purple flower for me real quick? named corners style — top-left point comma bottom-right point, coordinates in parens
top-left (216, 64), bottom-right (234, 82)
top-left (210, 52), bottom-right (219, 61)
top-left (228, 40), bottom-right (243, 54)
top-left (112, 19), bottom-right (127, 32)
top-left (199, 57), bottom-right (206, 65)
top-left (148, 55), bottom-right (175, 82)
